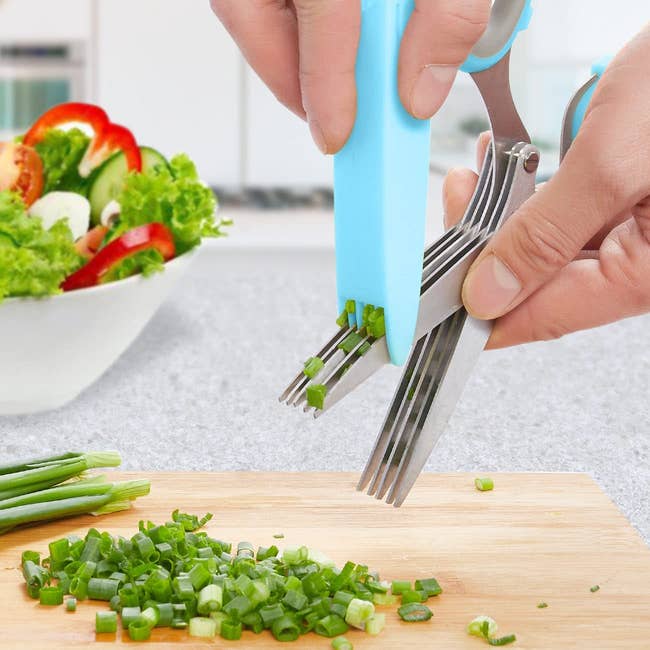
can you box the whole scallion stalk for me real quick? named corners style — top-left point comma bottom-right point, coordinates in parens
top-left (0, 479), bottom-right (150, 534)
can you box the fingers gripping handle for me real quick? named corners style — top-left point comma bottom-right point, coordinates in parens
top-left (461, 0), bottom-right (533, 74)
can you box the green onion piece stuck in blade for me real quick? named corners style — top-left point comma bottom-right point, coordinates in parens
top-left (366, 307), bottom-right (385, 339)
top-left (336, 310), bottom-right (349, 328)
top-left (475, 477), bottom-right (494, 492)
top-left (303, 357), bottom-right (325, 379)
top-left (338, 331), bottom-right (364, 354)
top-left (306, 384), bottom-right (328, 410)
top-left (345, 300), bottom-right (356, 314)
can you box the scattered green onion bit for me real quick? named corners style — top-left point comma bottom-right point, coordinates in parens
top-left (95, 611), bottom-right (118, 634)
top-left (467, 616), bottom-right (517, 646)
top-left (345, 598), bottom-right (375, 630)
top-left (398, 602), bottom-right (433, 622)
top-left (590, 585), bottom-right (600, 593)
top-left (415, 578), bottom-right (442, 597)
top-left (303, 357), bottom-right (325, 379)
top-left (391, 580), bottom-right (411, 595)
top-left (537, 602), bottom-right (548, 609)
top-left (332, 636), bottom-right (354, 650)
top-left (273, 533), bottom-right (284, 539)
top-left (65, 597), bottom-right (77, 612)
top-left (306, 384), bottom-right (328, 410)
top-left (366, 613), bottom-right (386, 636)
top-left (475, 477), bottom-right (494, 492)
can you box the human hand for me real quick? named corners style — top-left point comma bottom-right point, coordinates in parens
top-left (442, 25), bottom-right (650, 349)
top-left (210, 0), bottom-right (490, 153)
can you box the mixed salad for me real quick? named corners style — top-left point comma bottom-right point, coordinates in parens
top-left (0, 102), bottom-right (228, 301)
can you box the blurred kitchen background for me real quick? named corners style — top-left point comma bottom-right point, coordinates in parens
top-left (0, 0), bottom-right (645, 215)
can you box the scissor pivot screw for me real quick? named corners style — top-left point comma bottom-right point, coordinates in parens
top-left (523, 151), bottom-right (540, 173)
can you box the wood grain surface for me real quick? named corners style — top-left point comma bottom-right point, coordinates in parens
top-left (0, 472), bottom-right (648, 649)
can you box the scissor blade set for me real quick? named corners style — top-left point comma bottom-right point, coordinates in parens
top-left (279, 1), bottom-right (541, 506)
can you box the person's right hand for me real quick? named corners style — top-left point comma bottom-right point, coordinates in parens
top-left (210, 0), bottom-right (490, 154)
top-left (442, 25), bottom-right (650, 349)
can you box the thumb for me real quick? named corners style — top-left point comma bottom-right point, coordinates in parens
top-left (462, 33), bottom-right (650, 320)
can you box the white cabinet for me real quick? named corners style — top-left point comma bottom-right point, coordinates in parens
top-left (243, 69), bottom-right (333, 188)
top-left (0, 0), bottom-right (89, 40)
top-left (96, 0), bottom-right (242, 187)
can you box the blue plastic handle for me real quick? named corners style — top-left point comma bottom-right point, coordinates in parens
top-left (571, 55), bottom-right (613, 139)
top-left (461, 0), bottom-right (533, 74)
top-left (334, 0), bottom-right (431, 366)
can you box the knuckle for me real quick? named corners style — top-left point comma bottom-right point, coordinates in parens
top-left (505, 204), bottom-right (577, 279)
top-left (435, 0), bottom-right (491, 43)
top-left (520, 302), bottom-right (571, 344)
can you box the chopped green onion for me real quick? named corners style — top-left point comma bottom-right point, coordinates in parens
top-left (95, 611), bottom-right (118, 634)
top-left (128, 618), bottom-right (152, 642)
top-left (304, 357), bottom-right (325, 378)
top-left (197, 584), bottom-right (223, 614)
top-left (398, 603), bottom-right (433, 622)
top-left (366, 613), bottom-right (386, 636)
top-left (332, 636), bottom-right (354, 650)
top-left (475, 477), bottom-right (494, 492)
top-left (39, 585), bottom-right (64, 606)
top-left (48, 538), bottom-right (70, 562)
top-left (537, 602), bottom-right (548, 608)
top-left (414, 577), bottom-right (442, 597)
top-left (373, 592), bottom-right (398, 606)
top-left (468, 616), bottom-right (498, 638)
top-left (21, 550), bottom-right (40, 564)
top-left (272, 615), bottom-right (301, 642)
top-left (406, 387), bottom-right (415, 400)
top-left (306, 384), bottom-right (328, 410)
top-left (468, 617), bottom-right (516, 646)
top-left (345, 598), bottom-right (375, 630)
top-left (121, 606), bottom-right (142, 629)
top-left (315, 614), bottom-right (349, 637)
top-left (189, 616), bottom-right (217, 638)
top-left (401, 589), bottom-right (425, 605)
top-left (65, 597), bottom-right (77, 612)
top-left (220, 619), bottom-right (243, 641)
top-left (140, 606), bottom-right (159, 628)
top-left (590, 585), bottom-right (600, 592)
top-left (87, 577), bottom-right (119, 601)
top-left (272, 533), bottom-right (284, 539)
top-left (345, 300), bottom-right (356, 314)
top-left (391, 580), bottom-right (411, 595)
top-left (209, 611), bottom-right (227, 634)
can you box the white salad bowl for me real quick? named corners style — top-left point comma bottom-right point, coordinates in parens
top-left (0, 249), bottom-right (199, 416)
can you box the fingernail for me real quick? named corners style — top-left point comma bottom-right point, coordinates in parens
top-left (410, 65), bottom-right (457, 119)
top-left (463, 254), bottom-right (522, 319)
top-left (308, 118), bottom-right (328, 154)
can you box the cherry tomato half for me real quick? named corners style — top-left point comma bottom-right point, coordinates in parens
top-left (0, 142), bottom-right (44, 206)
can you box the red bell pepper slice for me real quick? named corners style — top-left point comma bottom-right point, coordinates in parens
top-left (62, 223), bottom-right (175, 291)
top-left (22, 102), bottom-right (142, 175)
top-left (23, 103), bottom-right (109, 146)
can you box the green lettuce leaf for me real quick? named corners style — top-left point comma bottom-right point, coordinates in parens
top-left (34, 128), bottom-right (91, 194)
top-left (101, 248), bottom-right (165, 283)
top-left (0, 191), bottom-right (83, 301)
top-left (114, 153), bottom-right (226, 255)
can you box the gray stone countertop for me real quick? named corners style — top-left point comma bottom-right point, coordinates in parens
top-left (1, 210), bottom-right (648, 543)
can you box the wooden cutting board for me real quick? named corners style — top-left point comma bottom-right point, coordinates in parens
top-left (0, 472), bottom-right (649, 649)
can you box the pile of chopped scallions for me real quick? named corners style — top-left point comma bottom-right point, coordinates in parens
top-left (306, 300), bottom-right (387, 410)
top-left (0, 452), bottom-right (150, 535)
top-left (20, 511), bottom-right (440, 644)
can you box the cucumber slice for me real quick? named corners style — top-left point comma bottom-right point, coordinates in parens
top-left (87, 147), bottom-right (169, 224)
